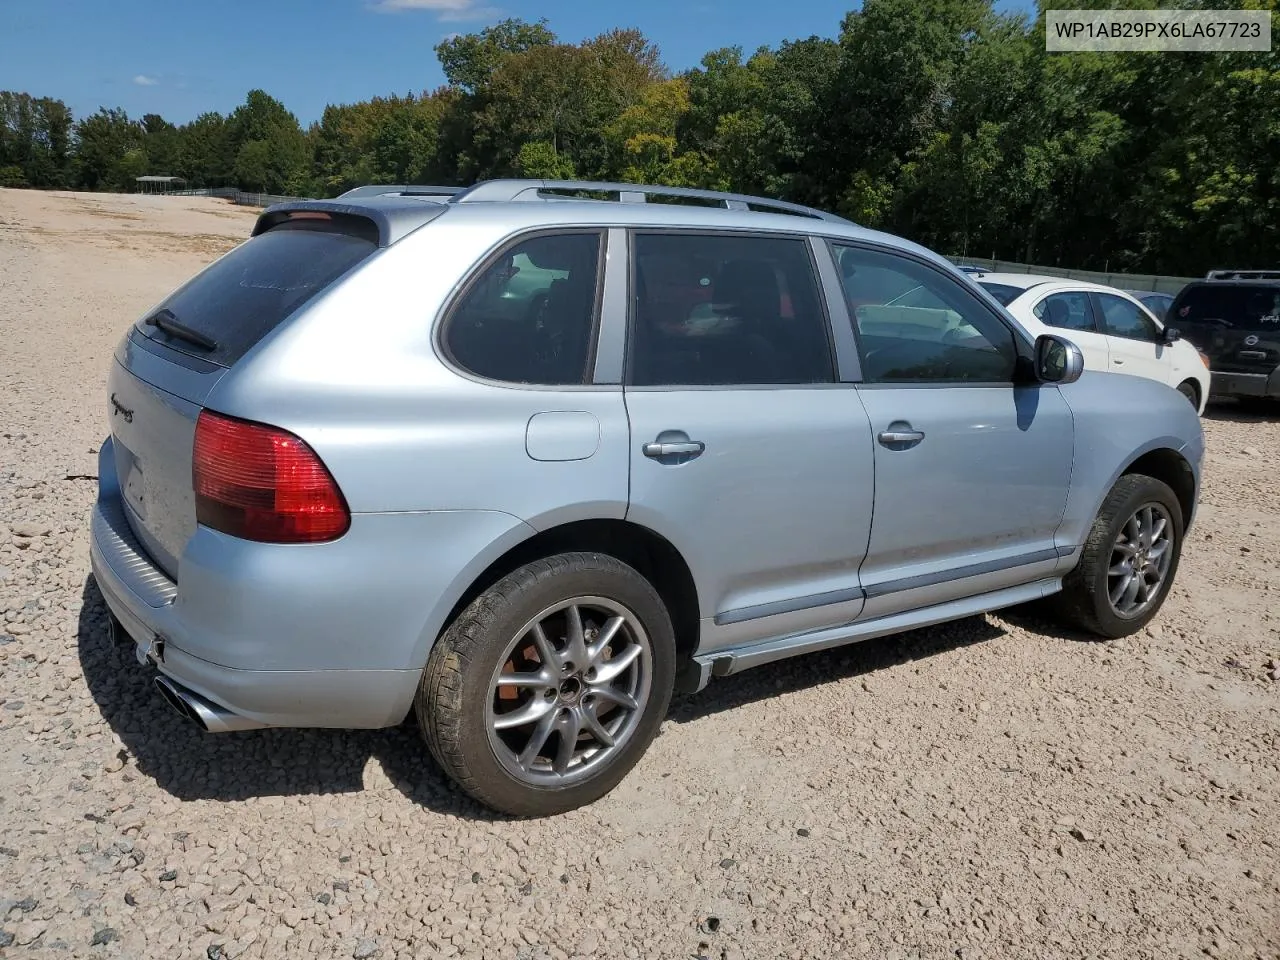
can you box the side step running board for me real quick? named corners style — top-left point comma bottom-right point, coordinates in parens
top-left (692, 578), bottom-right (1062, 683)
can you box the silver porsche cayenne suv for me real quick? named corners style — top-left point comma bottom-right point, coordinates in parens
top-left (90, 179), bottom-right (1204, 815)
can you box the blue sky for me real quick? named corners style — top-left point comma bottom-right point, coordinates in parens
top-left (1, 0), bottom-right (1037, 126)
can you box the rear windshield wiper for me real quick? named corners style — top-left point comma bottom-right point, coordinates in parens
top-left (144, 309), bottom-right (219, 351)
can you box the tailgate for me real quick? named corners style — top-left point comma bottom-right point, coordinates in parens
top-left (107, 339), bottom-right (228, 579)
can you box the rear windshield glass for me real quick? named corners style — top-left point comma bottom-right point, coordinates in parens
top-left (978, 282), bottom-right (1023, 306)
top-left (1171, 284), bottom-right (1280, 333)
top-left (134, 217), bottom-right (378, 366)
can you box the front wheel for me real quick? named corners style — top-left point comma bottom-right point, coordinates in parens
top-left (1054, 474), bottom-right (1184, 638)
top-left (418, 552), bottom-right (675, 816)
top-left (1176, 380), bottom-right (1199, 409)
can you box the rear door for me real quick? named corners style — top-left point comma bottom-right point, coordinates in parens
top-left (107, 213), bottom-right (381, 577)
top-left (1029, 289), bottom-right (1111, 373)
top-left (1092, 291), bottom-right (1172, 386)
top-left (622, 230), bottom-right (875, 655)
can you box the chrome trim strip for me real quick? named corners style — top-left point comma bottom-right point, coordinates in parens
top-left (714, 585), bottom-right (866, 627)
top-left (862, 547), bottom-right (1060, 599)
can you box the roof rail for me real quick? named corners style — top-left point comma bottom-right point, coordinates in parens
top-left (451, 178), bottom-right (854, 224)
top-left (1205, 268), bottom-right (1280, 281)
top-left (337, 184), bottom-right (465, 200)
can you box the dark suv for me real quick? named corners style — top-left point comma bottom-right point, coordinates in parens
top-left (1168, 270), bottom-right (1280, 409)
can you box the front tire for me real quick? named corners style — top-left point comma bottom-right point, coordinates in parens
top-left (1055, 474), bottom-right (1184, 638)
top-left (1176, 380), bottom-right (1199, 409)
top-left (418, 552), bottom-right (675, 816)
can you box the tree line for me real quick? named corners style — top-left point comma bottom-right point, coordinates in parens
top-left (1, 0), bottom-right (1276, 275)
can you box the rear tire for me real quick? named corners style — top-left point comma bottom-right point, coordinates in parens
top-left (418, 552), bottom-right (675, 816)
top-left (1054, 474), bottom-right (1184, 639)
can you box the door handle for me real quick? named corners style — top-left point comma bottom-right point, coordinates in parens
top-left (877, 425), bottom-right (925, 448)
top-left (1113, 358), bottom-right (1125, 365)
top-left (643, 440), bottom-right (705, 459)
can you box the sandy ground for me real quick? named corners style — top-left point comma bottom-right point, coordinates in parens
top-left (0, 188), bottom-right (1277, 960)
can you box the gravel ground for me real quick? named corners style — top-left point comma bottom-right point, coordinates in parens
top-left (1, 188), bottom-right (1277, 960)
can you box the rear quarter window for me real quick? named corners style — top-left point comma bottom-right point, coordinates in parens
top-left (134, 215), bottom-right (379, 366)
top-left (1171, 284), bottom-right (1280, 333)
top-left (977, 282), bottom-right (1024, 307)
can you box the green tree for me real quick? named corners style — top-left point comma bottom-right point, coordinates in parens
top-left (177, 112), bottom-right (233, 188)
top-left (0, 91), bottom-right (73, 187)
top-left (516, 141), bottom-right (575, 178)
top-left (72, 107), bottom-right (143, 190)
top-left (226, 90), bottom-right (308, 193)
top-left (435, 18), bottom-right (556, 93)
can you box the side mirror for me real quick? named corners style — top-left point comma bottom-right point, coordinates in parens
top-left (1162, 326), bottom-right (1182, 345)
top-left (1035, 334), bottom-right (1085, 384)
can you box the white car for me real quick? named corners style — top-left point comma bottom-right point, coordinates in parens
top-left (971, 274), bottom-right (1210, 413)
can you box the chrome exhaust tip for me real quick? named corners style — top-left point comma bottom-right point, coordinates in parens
top-left (152, 676), bottom-right (269, 733)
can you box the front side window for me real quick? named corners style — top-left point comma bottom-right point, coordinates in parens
top-left (834, 244), bottom-right (1017, 384)
top-left (1096, 293), bottom-right (1159, 341)
top-left (1033, 291), bottom-right (1095, 332)
top-left (629, 232), bottom-right (834, 386)
top-left (444, 231), bottom-right (602, 384)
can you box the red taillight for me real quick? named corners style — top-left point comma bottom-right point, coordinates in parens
top-left (193, 410), bottom-right (350, 543)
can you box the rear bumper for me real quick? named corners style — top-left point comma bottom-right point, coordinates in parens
top-left (1208, 368), bottom-right (1280, 399)
top-left (89, 437), bottom-right (532, 729)
top-left (90, 502), bottom-right (421, 729)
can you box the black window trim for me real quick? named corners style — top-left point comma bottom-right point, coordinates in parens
top-left (433, 226), bottom-right (610, 391)
top-left (1032, 289), bottom-right (1101, 334)
top-left (623, 226), bottom-right (842, 391)
top-left (1089, 290), bottom-right (1162, 344)
top-left (824, 238), bottom-right (1035, 389)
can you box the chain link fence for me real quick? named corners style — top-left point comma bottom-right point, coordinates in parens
top-left (945, 255), bottom-right (1197, 295)
top-left (165, 186), bottom-right (303, 208)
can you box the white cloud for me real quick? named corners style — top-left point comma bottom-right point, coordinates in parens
top-left (369, 0), bottom-right (496, 20)
top-left (133, 74), bottom-right (158, 86)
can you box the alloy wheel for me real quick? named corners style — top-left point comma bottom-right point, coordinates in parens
top-left (485, 597), bottom-right (652, 787)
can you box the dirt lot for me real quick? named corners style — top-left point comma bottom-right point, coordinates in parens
top-left (0, 188), bottom-right (1277, 960)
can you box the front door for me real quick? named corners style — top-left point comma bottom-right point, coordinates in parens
top-left (833, 241), bottom-right (1074, 620)
top-left (1093, 291), bottom-right (1171, 386)
top-left (622, 230), bottom-right (875, 655)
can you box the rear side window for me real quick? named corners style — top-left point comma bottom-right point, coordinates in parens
top-left (443, 231), bottom-right (603, 385)
top-left (629, 232), bottom-right (833, 386)
top-left (1172, 284), bottom-right (1280, 332)
top-left (1033, 291), bottom-right (1095, 332)
top-left (135, 216), bottom-right (378, 366)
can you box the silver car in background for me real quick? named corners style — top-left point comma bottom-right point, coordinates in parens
top-left (90, 179), bottom-right (1204, 815)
